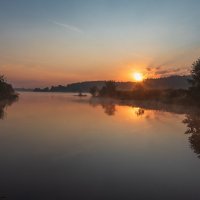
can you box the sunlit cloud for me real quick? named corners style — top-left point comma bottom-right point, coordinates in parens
top-left (144, 66), bottom-right (190, 78)
top-left (51, 20), bottom-right (83, 33)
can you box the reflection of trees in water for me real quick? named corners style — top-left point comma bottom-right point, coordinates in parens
top-left (90, 99), bottom-right (146, 117)
top-left (183, 111), bottom-right (200, 158)
top-left (0, 105), bottom-right (5, 119)
top-left (89, 98), bottom-right (117, 116)
top-left (101, 103), bottom-right (116, 116)
top-left (135, 108), bottom-right (145, 116)
top-left (89, 97), bottom-right (200, 158)
top-left (0, 98), bottom-right (18, 120)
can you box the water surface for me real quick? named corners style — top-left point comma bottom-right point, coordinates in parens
top-left (0, 92), bottom-right (200, 200)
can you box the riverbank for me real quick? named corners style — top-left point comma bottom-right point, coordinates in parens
top-left (95, 87), bottom-right (197, 107)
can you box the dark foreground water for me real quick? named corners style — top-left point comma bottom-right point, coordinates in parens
top-left (0, 92), bottom-right (200, 200)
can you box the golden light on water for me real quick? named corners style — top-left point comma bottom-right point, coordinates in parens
top-left (132, 72), bottom-right (144, 82)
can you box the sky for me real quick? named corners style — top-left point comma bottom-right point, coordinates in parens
top-left (0, 0), bottom-right (200, 88)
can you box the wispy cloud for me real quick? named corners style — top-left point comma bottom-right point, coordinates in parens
top-left (51, 20), bottom-right (83, 33)
top-left (146, 66), bottom-right (190, 78)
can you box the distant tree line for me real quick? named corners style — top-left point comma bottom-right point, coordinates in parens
top-left (33, 81), bottom-right (106, 93)
top-left (33, 76), bottom-right (190, 93)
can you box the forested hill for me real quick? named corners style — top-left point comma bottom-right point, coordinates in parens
top-left (32, 75), bottom-right (190, 93)
top-left (144, 75), bottom-right (190, 89)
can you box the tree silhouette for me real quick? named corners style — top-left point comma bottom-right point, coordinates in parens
top-left (0, 74), bottom-right (17, 100)
top-left (99, 81), bottom-right (117, 97)
top-left (188, 58), bottom-right (200, 102)
top-left (89, 86), bottom-right (99, 97)
top-left (0, 75), bottom-right (5, 83)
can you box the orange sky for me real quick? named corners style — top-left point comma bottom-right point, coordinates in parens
top-left (0, 53), bottom-right (194, 88)
top-left (0, 0), bottom-right (200, 87)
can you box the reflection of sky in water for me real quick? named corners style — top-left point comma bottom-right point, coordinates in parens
top-left (0, 92), bottom-right (200, 200)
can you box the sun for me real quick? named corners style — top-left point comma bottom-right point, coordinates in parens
top-left (132, 72), bottom-right (144, 82)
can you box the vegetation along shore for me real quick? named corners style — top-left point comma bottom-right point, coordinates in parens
top-left (89, 58), bottom-right (200, 106)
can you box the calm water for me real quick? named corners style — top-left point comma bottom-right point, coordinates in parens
top-left (1, 92), bottom-right (200, 200)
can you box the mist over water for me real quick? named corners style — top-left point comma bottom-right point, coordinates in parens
top-left (1, 92), bottom-right (200, 200)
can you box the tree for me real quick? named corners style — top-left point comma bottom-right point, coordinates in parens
top-left (0, 74), bottom-right (16, 99)
top-left (188, 58), bottom-right (200, 101)
top-left (99, 81), bottom-right (117, 97)
top-left (0, 75), bottom-right (5, 83)
top-left (89, 86), bottom-right (98, 97)
top-left (189, 58), bottom-right (200, 88)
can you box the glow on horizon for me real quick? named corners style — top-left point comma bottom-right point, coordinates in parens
top-left (132, 72), bottom-right (144, 82)
top-left (0, 0), bottom-right (199, 87)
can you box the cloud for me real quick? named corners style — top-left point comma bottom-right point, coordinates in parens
top-left (156, 70), bottom-right (169, 75)
top-left (153, 67), bottom-right (190, 77)
top-left (51, 20), bottom-right (83, 33)
top-left (146, 67), bottom-right (152, 72)
top-left (145, 64), bottom-right (190, 78)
